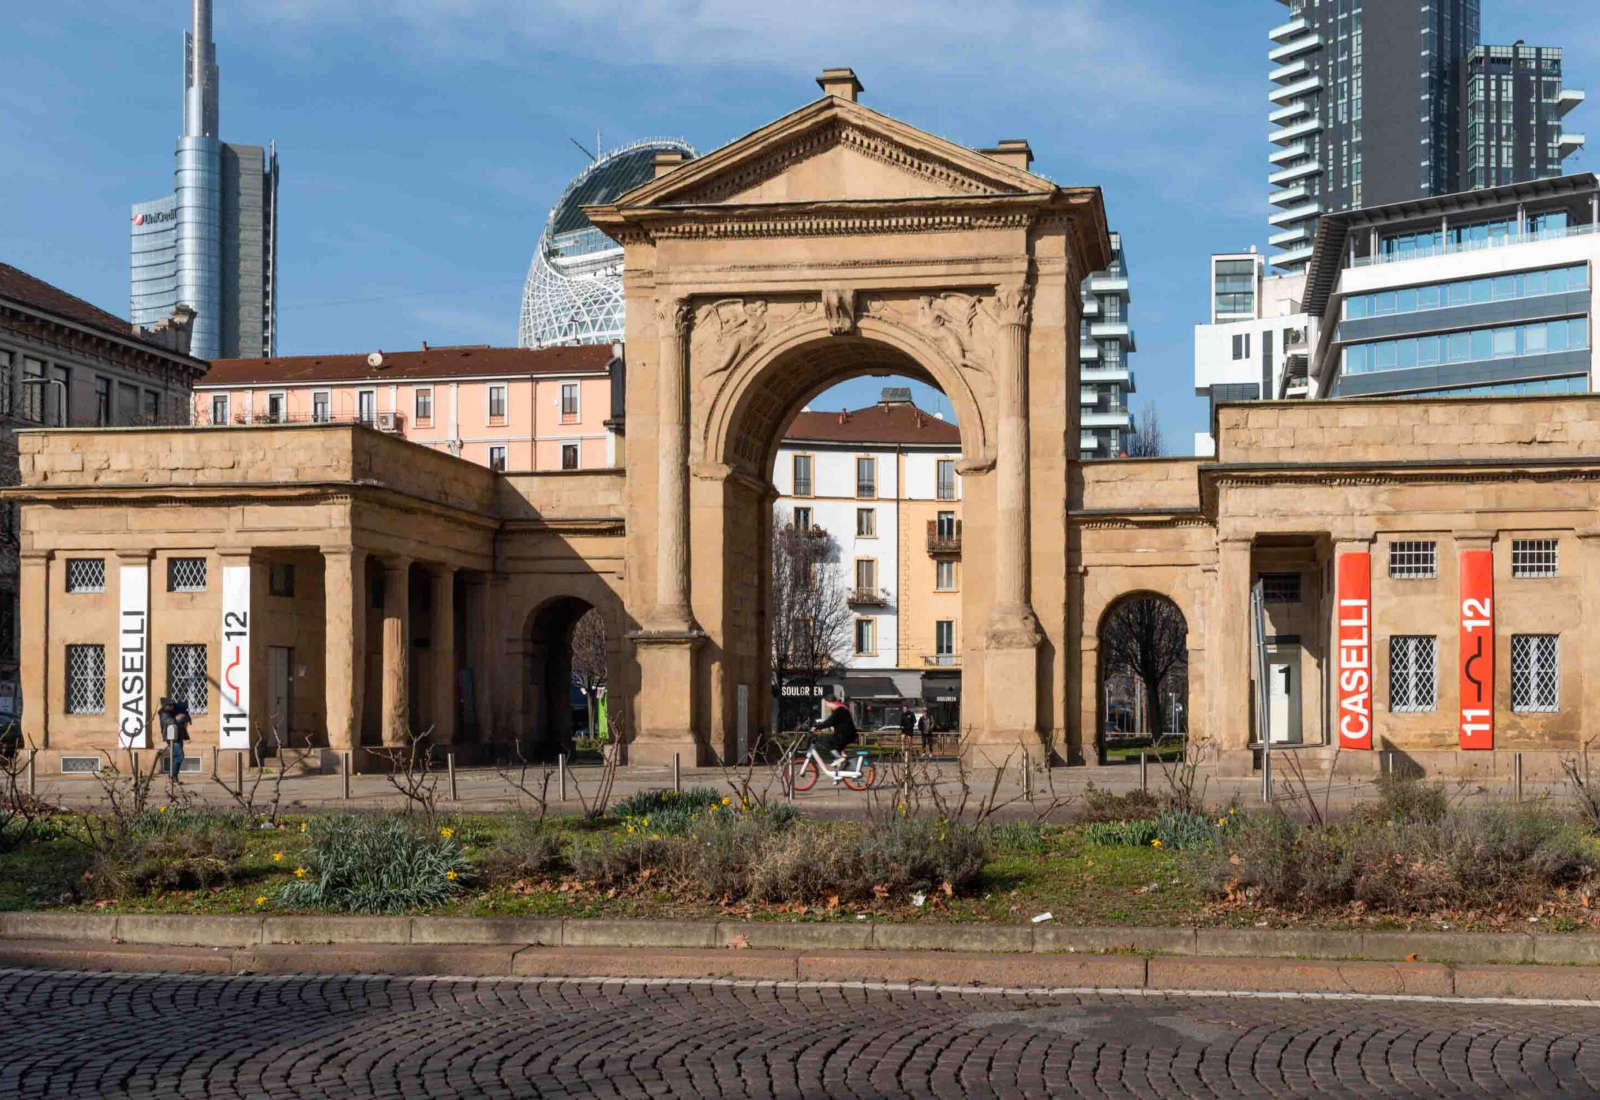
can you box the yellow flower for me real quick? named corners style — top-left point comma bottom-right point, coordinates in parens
top-left (627, 825), bottom-right (636, 834)
top-left (294, 866), bottom-right (308, 878)
top-left (272, 852), bottom-right (284, 863)
top-left (1150, 839), bottom-right (1163, 849)
top-left (440, 827), bottom-right (454, 838)
top-left (721, 797), bottom-right (731, 807)
top-left (642, 818), bottom-right (650, 827)
top-left (1217, 819), bottom-right (1227, 827)
top-left (299, 822), bottom-right (307, 833)
top-left (446, 870), bottom-right (458, 881)
top-left (254, 895), bottom-right (267, 906)
top-left (157, 806), bottom-right (167, 814)
top-left (1228, 808), bottom-right (1236, 815)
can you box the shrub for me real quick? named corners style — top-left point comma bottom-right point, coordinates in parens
top-left (567, 833), bottom-right (677, 890)
top-left (983, 820), bottom-right (1049, 855)
top-left (277, 814), bottom-right (469, 913)
top-left (1078, 787), bottom-right (1161, 824)
top-left (858, 817), bottom-right (988, 898)
top-left (688, 810), bottom-right (797, 900)
top-left (748, 824), bottom-right (869, 905)
top-left (91, 809), bottom-right (247, 899)
top-left (1354, 773), bottom-right (1448, 826)
top-left (480, 813), bottom-right (567, 883)
top-left (1155, 810), bottom-right (1215, 851)
top-left (1082, 819), bottom-right (1158, 848)
top-left (612, 787), bottom-right (723, 820)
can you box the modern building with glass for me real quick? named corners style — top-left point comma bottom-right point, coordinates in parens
top-left (130, 0), bottom-right (278, 362)
top-left (1305, 173), bottom-right (1599, 399)
top-left (1078, 231), bottom-right (1136, 457)
top-left (518, 139), bottom-right (695, 349)
top-left (1268, 1), bottom-right (1584, 275)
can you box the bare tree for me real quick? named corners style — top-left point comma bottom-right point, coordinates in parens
top-left (570, 608), bottom-right (608, 739)
top-left (1100, 596), bottom-right (1188, 736)
top-left (771, 515), bottom-right (852, 729)
top-left (1125, 400), bottom-right (1163, 458)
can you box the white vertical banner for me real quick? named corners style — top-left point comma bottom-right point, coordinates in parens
top-left (117, 564), bottom-right (150, 749)
top-left (219, 563), bottom-right (252, 749)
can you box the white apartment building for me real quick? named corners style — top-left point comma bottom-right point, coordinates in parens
top-left (1192, 250), bottom-right (1315, 456)
top-left (771, 389), bottom-right (963, 730)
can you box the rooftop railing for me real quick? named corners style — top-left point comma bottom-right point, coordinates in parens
top-left (1349, 221), bottom-right (1600, 270)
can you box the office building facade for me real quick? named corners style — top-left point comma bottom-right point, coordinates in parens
top-left (1464, 44), bottom-right (1587, 190)
top-left (1305, 173), bottom-right (1599, 400)
top-left (1078, 231), bottom-right (1136, 457)
top-left (1269, 1), bottom-right (1584, 274)
top-left (131, 0), bottom-right (278, 361)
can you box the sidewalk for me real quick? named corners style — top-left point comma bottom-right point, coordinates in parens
top-left (4, 912), bottom-right (1600, 1001)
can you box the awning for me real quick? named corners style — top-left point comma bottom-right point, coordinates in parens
top-left (840, 674), bottom-right (904, 700)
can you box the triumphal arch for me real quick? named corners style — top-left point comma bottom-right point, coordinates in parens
top-left (584, 69), bottom-right (1109, 764)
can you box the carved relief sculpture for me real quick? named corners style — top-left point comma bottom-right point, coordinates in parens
top-left (697, 299), bottom-right (770, 377)
top-left (821, 287), bottom-right (857, 335)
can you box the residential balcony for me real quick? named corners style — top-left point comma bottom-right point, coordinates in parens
top-left (1268, 159), bottom-right (1321, 186)
top-left (1268, 202), bottom-right (1319, 227)
top-left (1268, 32), bottom-right (1321, 64)
top-left (1268, 17), bottom-right (1307, 43)
top-left (1273, 243), bottom-right (1315, 268)
top-left (1558, 89), bottom-right (1586, 117)
top-left (231, 409), bottom-right (406, 433)
top-left (1269, 59), bottom-right (1310, 84)
top-left (1079, 341), bottom-right (1100, 361)
top-left (847, 587), bottom-right (890, 607)
top-left (926, 519), bottom-right (962, 555)
top-left (1268, 100), bottom-right (1310, 127)
top-left (1268, 225), bottom-right (1308, 247)
top-left (1089, 320), bottom-right (1134, 344)
top-left (1081, 366), bottom-right (1132, 386)
top-left (923, 654), bottom-right (961, 668)
top-left (1269, 141), bottom-right (1310, 165)
top-left (1269, 117), bottom-right (1323, 145)
top-left (789, 524), bottom-right (829, 541)
top-left (1082, 408), bottom-right (1132, 428)
top-left (1085, 273), bottom-right (1130, 294)
top-left (1269, 184), bottom-right (1310, 207)
top-left (1559, 132), bottom-right (1586, 155)
top-left (1080, 297), bottom-right (1100, 317)
top-left (1269, 75), bottom-right (1322, 104)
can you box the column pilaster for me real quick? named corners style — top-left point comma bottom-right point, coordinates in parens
top-left (650, 295), bottom-right (696, 632)
top-left (1215, 536), bottom-right (1254, 768)
top-left (322, 547), bottom-right (365, 753)
top-left (428, 564), bottom-right (458, 744)
top-left (18, 551), bottom-right (49, 750)
top-left (380, 555), bottom-right (411, 745)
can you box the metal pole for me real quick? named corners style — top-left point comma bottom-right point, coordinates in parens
top-left (1139, 751), bottom-right (1148, 792)
top-left (672, 752), bottom-right (681, 794)
top-left (447, 752), bottom-right (458, 802)
top-left (559, 753), bottom-right (567, 801)
top-left (341, 751), bottom-right (352, 801)
top-left (233, 750), bottom-right (243, 796)
top-left (1514, 752), bottom-right (1524, 804)
top-left (1022, 749), bottom-right (1032, 802)
top-left (27, 748), bottom-right (36, 797)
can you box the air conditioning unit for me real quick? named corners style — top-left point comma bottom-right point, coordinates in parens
top-left (376, 412), bottom-right (399, 433)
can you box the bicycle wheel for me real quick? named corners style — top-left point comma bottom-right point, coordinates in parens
top-left (842, 762), bottom-right (876, 791)
top-left (790, 758), bottom-right (819, 792)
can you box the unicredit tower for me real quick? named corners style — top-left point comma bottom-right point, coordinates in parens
top-left (130, 0), bottom-right (278, 361)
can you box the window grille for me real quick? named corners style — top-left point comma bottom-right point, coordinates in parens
top-left (1261, 573), bottom-right (1301, 603)
top-left (1388, 636), bottom-right (1437, 713)
top-left (1511, 538), bottom-right (1558, 578)
top-left (66, 558), bottom-right (106, 593)
top-left (60, 756), bottom-right (101, 774)
top-left (167, 644), bottom-right (208, 714)
top-left (65, 645), bottom-right (105, 714)
top-left (167, 557), bottom-right (207, 592)
top-left (1388, 540), bottom-right (1437, 579)
top-left (269, 563), bottom-right (295, 598)
top-left (856, 457), bottom-right (876, 498)
top-left (1512, 634), bottom-right (1559, 712)
top-left (791, 456), bottom-right (812, 497)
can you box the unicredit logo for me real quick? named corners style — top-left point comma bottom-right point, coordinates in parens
top-left (132, 210), bottom-right (174, 227)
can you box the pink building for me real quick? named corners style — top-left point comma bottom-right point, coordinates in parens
top-left (193, 344), bottom-right (619, 471)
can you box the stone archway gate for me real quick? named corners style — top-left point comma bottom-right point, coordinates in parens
top-left (585, 71), bottom-right (1109, 764)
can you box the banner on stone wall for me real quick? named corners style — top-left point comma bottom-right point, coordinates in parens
top-left (117, 564), bottom-right (149, 749)
top-left (1335, 551), bottom-right (1372, 750)
top-left (1458, 548), bottom-right (1494, 751)
top-left (219, 564), bottom-right (251, 750)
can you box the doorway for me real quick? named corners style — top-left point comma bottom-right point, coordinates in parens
top-left (268, 645), bottom-right (294, 739)
top-left (1265, 642), bottom-right (1302, 744)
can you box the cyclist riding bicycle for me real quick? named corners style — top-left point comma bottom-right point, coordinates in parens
top-left (809, 698), bottom-right (858, 767)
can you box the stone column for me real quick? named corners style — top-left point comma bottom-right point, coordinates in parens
top-left (653, 296), bottom-right (695, 629)
top-left (380, 555), bottom-right (411, 745)
top-left (463, 573), bottom-right (495, 742)
top-left (322, 547), bottom-right (365, 753)
top-left (1577, 531), bottom-right (1600, 751)
top-left (1214, 536), bottom-right (1254, 771)
top-left (429, 564), bottom-right (457, 744)
top-left (979, 280), bottom-right (1043, 753)
top-left (18, 551), bottom-right (49, 750)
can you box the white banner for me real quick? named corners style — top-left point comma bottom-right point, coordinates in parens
top-left (219, 564), bottom-right (252, 749)
top-left (117, 565), bottom-right (149, 748)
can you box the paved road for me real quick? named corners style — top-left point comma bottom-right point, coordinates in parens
top-left (5, 969), bottom-right (1600, 1098)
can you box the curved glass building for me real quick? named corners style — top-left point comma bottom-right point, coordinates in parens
top-left (518, 139), bottom-right (695, 348)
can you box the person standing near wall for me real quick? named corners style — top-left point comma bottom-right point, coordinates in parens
top-left (158, 697), bottom-right (192, 779)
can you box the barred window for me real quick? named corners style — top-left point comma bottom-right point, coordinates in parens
top-left (167, 644), bottom-right (208, 714)
top-left (269, 562), bottom-right (295, 598)
top-left (1388, 540), bottom-right (1437, 579)
top-left (65, 558), bottom-right (106, 593)
top-left (1388, 635), bottom-right (1437, 713)
top-left (167, 557), bottom-right (207, 592)
top-left (65, 645), bottom-right (105, 714)
top-left (1512, 634), bottom-right (1560, 713)
top-left (1260, 573), bottom-right (1301, 603)
top-left (1511, 538), bottom-right (1559, 578)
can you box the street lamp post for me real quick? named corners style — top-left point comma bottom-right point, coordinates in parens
top-left (18, 377), bottom-right (69, 427)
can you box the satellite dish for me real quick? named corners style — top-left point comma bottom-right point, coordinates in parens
top-left (368, 351), bottom-right (385, 368)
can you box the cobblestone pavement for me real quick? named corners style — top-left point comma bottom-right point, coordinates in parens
top-left (5, 968), bottom-right (1600, 1098)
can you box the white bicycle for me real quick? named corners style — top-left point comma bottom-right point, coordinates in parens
top-left (787, 738), bottom-right (876, 792)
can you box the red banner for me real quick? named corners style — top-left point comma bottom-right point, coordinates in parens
top-left (1336, 552), bottom-right (1373, 750)
top-left (1458, 549), bottom-right (1494, 750)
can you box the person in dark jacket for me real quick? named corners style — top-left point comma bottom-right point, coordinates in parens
top-left (916, 709), bottom-right (933, 754)
top-left (158, 697), bottom-right (193, 780)
top-left (899, 707), bottom-right (916, 748)
top-left (810, 698), bottom-right (858, 764)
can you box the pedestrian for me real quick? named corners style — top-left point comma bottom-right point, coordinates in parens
top-left (158, 696), bottom-right (192, 780)
top-left (917, 708), bottom-right (933, 754)
top-left (899, 706), bottom-right (916, 751)
top-left (809, 697), bottom-right (859, 766)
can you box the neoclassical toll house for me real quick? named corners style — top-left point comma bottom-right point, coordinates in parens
top-left (13, 71), bottom-right (1600, 779)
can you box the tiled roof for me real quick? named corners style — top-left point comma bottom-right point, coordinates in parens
top-left (0, 262), bottom-right (139, 342)
top-left (783, 401), bottom-right (960, 445)
top-left (199, 344), bottom-right (615, 386)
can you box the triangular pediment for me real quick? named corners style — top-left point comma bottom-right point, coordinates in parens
top-left (611, 98), bottom-right (1053, 210)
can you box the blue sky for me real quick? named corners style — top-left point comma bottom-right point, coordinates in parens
top-left (5, 1), bottom-right (1591, 452)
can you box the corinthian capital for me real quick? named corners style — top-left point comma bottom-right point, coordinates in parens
top-left (992, 281), bottom-right (1033, 329)
top-left (656, 296), bottom-right (694, 337)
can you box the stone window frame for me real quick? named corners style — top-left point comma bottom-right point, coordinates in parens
top-left (489, 445), bottom-right (508, 473)
top-left (487, 383), bottom-right (508, 424)
top-left (1388, 540), bottom-right (1438, 580)
top-left (65, 558), bottom-right (106, 594)
top-left (791, 453), bottom-right (814, 498)
top-left (560, 382), bottom-right (581, 424)
top-left (167, 557), bottom-right (208, 593)
top-left (1388, 635), bottom-right (1438, 713)
top-left (166, 643), bottom-right (209, 715)
top-left (561, 443), bottom-right (580, 471)
top-left (1511, 538), bottom-right (1559, 578)
top-left (855, 455), bottom-right (878, 499)
top-left (1511, 634), bottom-right (1560, 713)
top-left (935, 559), bottom-right (957, 592)
top-left (413, 386), bottom-right (433, 426)
top-left (853, 617), bottom-right (877, 657)
top-left (853, 557), bottom-right (878, 593)
top-left (855, 507), bottom-right (876, 538)
top-left (1260, 572), bottom-right (1302, 603)
top-left (65, 644), bottom-right (106, 715)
